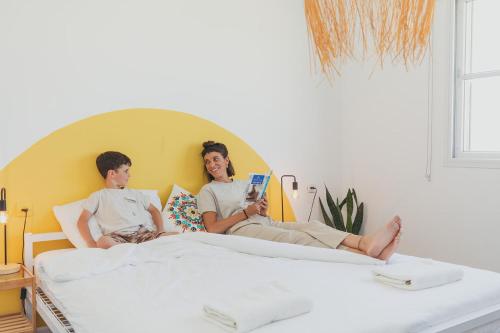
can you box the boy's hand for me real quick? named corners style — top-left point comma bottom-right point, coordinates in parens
top-left (158, 231), bottom-right (179, 237)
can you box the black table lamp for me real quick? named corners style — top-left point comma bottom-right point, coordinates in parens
top-left (0, 187), bottom-right (20, 275)
top-left (280, 175), bottom-right (298, 222)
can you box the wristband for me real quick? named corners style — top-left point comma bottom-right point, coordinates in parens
top-left (242, 209), bottom-right (249, 219)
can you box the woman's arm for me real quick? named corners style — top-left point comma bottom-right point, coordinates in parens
top-left (202, 201), bottom-right (263, 234)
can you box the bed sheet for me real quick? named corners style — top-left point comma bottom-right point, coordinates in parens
top-left (34, 234), bottom-right (500, 333)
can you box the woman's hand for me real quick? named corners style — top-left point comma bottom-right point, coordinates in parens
top-left (245, 201), bottom-right (261, 216)
top-left (258, 197), bottom-right (268, 216)
top-left (245, 198), bottom-right (268, 217)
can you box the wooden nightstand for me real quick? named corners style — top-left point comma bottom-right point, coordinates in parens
top-left (0, 265), bottom-right (36, 333)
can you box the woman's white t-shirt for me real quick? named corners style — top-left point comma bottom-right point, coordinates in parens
top-left (197, 180), bottom-right (270, 225)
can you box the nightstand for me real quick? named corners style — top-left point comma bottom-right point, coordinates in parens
top-left (0, 265), bottom-right (36, 333)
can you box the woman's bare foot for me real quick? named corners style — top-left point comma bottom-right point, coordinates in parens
top-left (360, 216), bottom-right (401, 258)
top-left (377, 229), bottom-right (402, 261)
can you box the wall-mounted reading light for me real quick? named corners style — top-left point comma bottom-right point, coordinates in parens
top-left (1, 187), bottom-right (21, 275)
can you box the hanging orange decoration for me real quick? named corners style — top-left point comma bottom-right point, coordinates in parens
top-left (305, 0), bottom-right (436, 78)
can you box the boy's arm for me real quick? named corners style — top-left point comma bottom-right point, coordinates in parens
top-left (147, 204), bottom-right (166, 234)
top-left (77, 209), bottom-right (97, 248)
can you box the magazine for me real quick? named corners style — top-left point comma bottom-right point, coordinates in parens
top-left (242, 170), bottom-right (272, 206)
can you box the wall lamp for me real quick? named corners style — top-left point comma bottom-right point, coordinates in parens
top-left (280, 175), bottom-right (298, 222)
top-left (1, 187), bottom-right (20, 275)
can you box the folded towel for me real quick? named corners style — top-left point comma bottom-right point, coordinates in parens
top-left (373, 260), bottom-right (464, 290)
top-left (203, 281), bottom-right (313, 333)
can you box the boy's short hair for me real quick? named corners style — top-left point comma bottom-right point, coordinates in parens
top-left (96, 151), bottom-right (132, 179)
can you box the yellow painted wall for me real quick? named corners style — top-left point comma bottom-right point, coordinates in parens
top-left (0, 108), bottom-right (295, 315)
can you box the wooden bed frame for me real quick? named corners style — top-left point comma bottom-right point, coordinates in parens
top-left (23, 232), bottom-right (500, 333)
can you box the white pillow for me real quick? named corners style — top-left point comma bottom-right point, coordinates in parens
top-left (161, 184), bottom-right (206, 233)
top-left (53, 189), bottom-right (162, 248)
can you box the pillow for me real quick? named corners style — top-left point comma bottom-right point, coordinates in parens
top-left (161, 184), bottom-right (206, 233)
top-left (53, 189), bottom-right (162, 248)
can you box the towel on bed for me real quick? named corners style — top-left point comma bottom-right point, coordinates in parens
top-left (203, 281), bottom-right (313, 333)
top-left (373, 260), bottom-right (464, 290)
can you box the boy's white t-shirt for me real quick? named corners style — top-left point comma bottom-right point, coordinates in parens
top-left (82, 188), bottom-right (152, 235)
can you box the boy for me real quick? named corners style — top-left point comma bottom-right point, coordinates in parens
top-left (77, 151), bottom-right (176, 248)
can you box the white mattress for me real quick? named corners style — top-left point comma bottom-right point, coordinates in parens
top-left (34, 234), bottom-right (500, 333)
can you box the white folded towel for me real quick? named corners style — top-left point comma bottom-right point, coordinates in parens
top-left (203, 282), bottom-right (313, 333)
top-left (373, 260), bottom-right (464, 290)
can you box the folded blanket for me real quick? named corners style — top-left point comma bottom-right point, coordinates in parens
top-left (373, 260), bottom-right (464, 290)
top-left (203, 281), bottom-right (313, 333)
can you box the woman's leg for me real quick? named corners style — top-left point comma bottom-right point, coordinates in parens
top-left (231, 216), bottom-right (402, 260)
top-left (266, 220), bottom-right (350, 248)
top-left (340, 216), bottom-right (402, 258)
top-left (376, 230), bottom-right (401, 260)
top-left (230, 223), bottom-right (340, 248)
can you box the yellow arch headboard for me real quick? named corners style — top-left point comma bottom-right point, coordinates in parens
top-left (0, 108), bottom-right (295, 314)
top-left (1, 108), bottom-right (295, 254)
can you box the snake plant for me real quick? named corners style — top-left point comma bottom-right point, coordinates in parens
top-left (319, 187), bottom-right (364, 235)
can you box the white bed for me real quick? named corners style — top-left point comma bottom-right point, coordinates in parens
top-left (25, 232), bottom-right (500, 333)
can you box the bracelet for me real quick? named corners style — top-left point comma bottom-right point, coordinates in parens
top-left (242, 209), bottom-right (249, 219)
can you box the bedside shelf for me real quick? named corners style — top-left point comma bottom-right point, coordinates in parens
top-left (0, 313), bottom-right (32, 333)
top-left (0, 265), bottom-right (36, 332)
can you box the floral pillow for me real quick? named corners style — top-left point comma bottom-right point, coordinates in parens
top-left (161, 184), bottom-right (206, 233)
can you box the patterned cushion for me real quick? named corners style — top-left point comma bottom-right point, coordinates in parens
top-left (162, 185), bottom-right (206, 233)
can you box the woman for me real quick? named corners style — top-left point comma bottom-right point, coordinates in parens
top-left (197, 141), bottom-right (402, 260)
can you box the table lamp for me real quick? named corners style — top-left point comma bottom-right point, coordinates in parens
top-left (280, 175), bottom-right (298, 222)
top-left (0, 187), bottom-right (21, 275)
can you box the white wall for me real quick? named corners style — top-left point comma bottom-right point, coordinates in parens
top-left (0, 0), bottom-right (334, 221)
top-left (335, 0), bottom-right (500, 272)
top-left (4, 0), bottom-right (497, 272)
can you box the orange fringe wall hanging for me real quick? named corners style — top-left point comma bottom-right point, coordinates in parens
top-left (305, 0), bottom-right (436, 77)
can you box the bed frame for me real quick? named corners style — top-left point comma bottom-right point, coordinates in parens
top-left (24, 232), bottom-right (74, 333)
top-left (23, 232), bottom-right (500, 333)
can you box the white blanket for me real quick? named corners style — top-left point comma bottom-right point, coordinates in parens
top-left (179, 233), bottom-right (384, 265)
top-left (40, 233), bottom-right (383, 282)
top-left (372, 259), bottom-right (464, 290)
top-left (35, 236), bottom-right (500, 333)
top-left (203, 281), bottom-right (313, 333)
top-left (42, 243), bottom-right (136, 282)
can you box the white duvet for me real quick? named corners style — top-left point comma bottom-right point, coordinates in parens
top-left (41, 233), bottom-right (383, 282)
top-left (36, 233), bottom-right (500, 333)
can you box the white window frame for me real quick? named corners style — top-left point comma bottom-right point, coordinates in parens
top-left (448, 0), bottom-right (500, 168)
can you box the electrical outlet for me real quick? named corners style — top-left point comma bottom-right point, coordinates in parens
top-left (307, 185), bottom-right (317, 193)
top-left (14, 202), bottom-right (34, 217)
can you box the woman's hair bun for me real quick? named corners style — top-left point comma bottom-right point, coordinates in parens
top-left (202, 141), bottom-right (216, 148)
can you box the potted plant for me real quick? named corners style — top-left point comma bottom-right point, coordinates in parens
top-left (319, 187), bottom-right (364, 235)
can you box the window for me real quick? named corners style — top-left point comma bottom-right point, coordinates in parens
top-left (452, 0), bottom-right (500, 166)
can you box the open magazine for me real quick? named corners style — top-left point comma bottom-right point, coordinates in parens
top-left (242, 170), bottom-right (272, 206)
